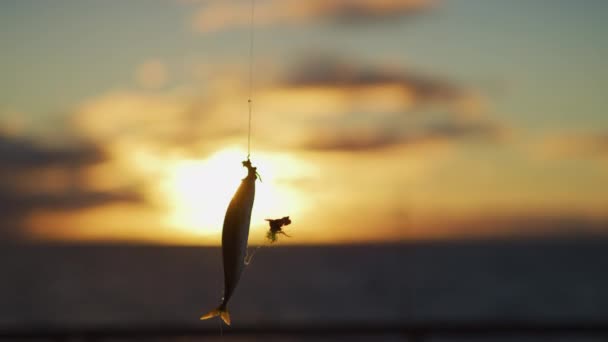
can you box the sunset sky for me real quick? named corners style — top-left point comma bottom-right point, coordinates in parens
top-left (1, 0), bottom-right (607, 245)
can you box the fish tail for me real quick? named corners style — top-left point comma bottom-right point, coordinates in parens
top-left (200, 304), bottom-right (231, 325)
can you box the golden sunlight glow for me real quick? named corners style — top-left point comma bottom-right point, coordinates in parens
top-left (162, 147), bottom-right (313, 239)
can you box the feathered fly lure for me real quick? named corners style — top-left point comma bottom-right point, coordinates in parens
top-left (265, 216), bottom-right (292, 243)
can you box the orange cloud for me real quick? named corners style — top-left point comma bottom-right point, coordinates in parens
top-left (254, 55), bottom-right (500, 151)
top-left (11, 53), bottom-right (516, 244)
top-left (72, 55), bottom-right (497, 155)
top-left (538, 133), bottom-right (608, 160)
top-left (402, 212), bottom-right (608, 241)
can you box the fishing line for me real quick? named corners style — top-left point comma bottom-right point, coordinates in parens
top-left (243, 0), bottom-right (259, 267)
top-left (246, 218), bottom-right (292, 265)
top-left (217, 275), bottom-right (224, 338)
top-left (246, 0), bottom-right (256, 159)
top-left (244, 244), bottom-right (265, 266)
top-left (218, 315), bottom-right (223, 337)
top-left (244, 0), bottom-right (259, 266)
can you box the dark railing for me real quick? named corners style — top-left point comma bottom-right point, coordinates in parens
top-left (2, 322), bottom-right (608, 341)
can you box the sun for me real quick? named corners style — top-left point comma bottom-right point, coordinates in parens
top-left (162, 147), bottom-right (310, 238)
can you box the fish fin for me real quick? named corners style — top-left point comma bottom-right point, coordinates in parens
top-left (200, 305), bottom-right (231, 326)
top-left (220, 310), bottom-right (231, 325)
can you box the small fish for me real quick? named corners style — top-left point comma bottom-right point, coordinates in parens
top-left (200, 159), bottom-right (259, 326)
top-left (265, 216), bottom-right (292, 243)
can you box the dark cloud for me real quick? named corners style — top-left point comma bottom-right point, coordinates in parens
top-left (0, 135), bottom-right (104, 170)
top-left (0, 134), bottom-right (142, 239)
top-left (283, 56), bottom-right (464, 104)
top-left (0, 186), bottom-right (141, 239)
top-left (425, 120), bottom-right (507, 141)
top-left (303, 133), bottom-right (402, 152)
top-left (308, 0), bottom-right (436, 25)
top-left (275, 55), bottom-right (507, 152)
top-left (301, 120), bottom-right (505, 151)
top-left (0, 187), bottom-right (139, 213)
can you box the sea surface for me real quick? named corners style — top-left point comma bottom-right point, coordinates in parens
top-left (0, 237), bottom-right (607, 341)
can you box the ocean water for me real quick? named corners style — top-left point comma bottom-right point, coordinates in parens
top-left (0, 237), bottom-right (607, 341)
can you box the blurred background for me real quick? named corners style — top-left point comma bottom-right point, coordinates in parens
top-left (1, 0), bottom-right (607, 340)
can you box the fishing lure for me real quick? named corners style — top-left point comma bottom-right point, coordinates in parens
top-left (265, 216), bottom-right (292, 243)
top-left (200, 159), bottom-right (259, 326)
top-left (243, 216), bottom-right (293, 266)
